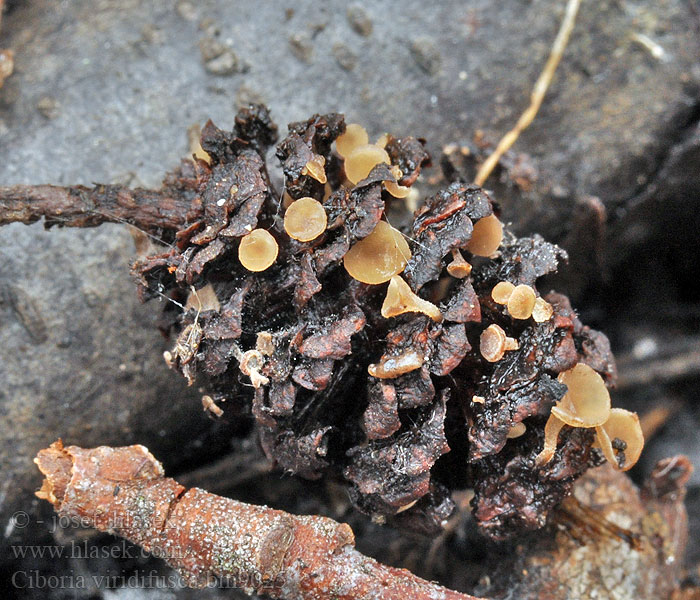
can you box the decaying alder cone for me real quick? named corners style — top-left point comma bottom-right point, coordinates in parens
top-left (133, 105), bottom-right (619, 540)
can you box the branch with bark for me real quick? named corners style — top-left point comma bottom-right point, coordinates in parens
top-left (0, 183), bottom-right (198, 232)
top-left (35, 441), bottom-right (485, 600)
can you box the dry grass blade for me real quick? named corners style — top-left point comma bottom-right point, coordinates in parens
top-left (474, 0), bottom-right (581, 186)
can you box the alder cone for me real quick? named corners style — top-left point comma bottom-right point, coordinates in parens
top-left (132, 105), bottom-right (616, 539)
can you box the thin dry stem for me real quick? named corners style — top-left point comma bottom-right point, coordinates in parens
top-left (0, 183), bottom-right (197, 232)
top-left (474, 0), bottom-right (581, 186)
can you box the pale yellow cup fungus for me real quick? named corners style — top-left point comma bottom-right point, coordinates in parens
top-left (381, 275), bottom-right (442, 322)
top-left (284, 197), bottom-right (328, 242)
top-left (343, 221), bottom-right (411, 284)
top-left (336, 123), bottom-right (369, 159)
top-left (479, 323), bottom-right (519, 362)
top-left (238, 229), bottom-right (279, 272)
top-left (301, 154), bottom-right (327, 184)
top-left (531, 297), bottom-right (554, 322)
top-left (552, 363), bottom-right (611, 428)
top-left (535, 363), bottom-right (614, 467)
top-left (506, 422), bottom-right (527, 439)
top-left (507, 284), bottom-right (537, 320)
top-left (466, 214), bottom-right (503, 257)
top-left (491, 281), bottom-right (553, 322)
top-left (447, 249), bottom-right (472, 278)
top-left (595, 408), bottom-right (644, 471)
top-left (491, 281), bottom-right (515, 304)
top-left (344, 144), bottom-right (391, 185)
top-left (384, 165), bottom-right (411, 198)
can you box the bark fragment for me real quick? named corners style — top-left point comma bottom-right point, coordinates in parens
top-left (3, 105), bottom-right (627, 540)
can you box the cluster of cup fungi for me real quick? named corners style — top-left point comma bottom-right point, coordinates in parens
top-left (129, 105), bottom-right (643, 540)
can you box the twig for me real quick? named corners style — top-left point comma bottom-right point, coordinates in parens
top-left (0, 183), bottom-right (197, 232)
top-left (473, 0), bottom-right (581, 187)
top-left (639, 401), bottom-right (682, 441)
top-left (35, 441), bottom-right (486, 600)
top-left (178, 452), bottom-right (273, 494)
top-left (616, 337), bottom-right (700, 390)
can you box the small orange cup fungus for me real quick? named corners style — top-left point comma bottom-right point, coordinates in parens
top-left (344, 144), bottom-right (391, 185)
top-left (447, 249), bottom-right (472, 278)
top-left (384, 165), bottom-right (410, 198)
top-left (535, 414), bottom-right (567, 466)
top-left (382, 275), bottom-right (442, 322)
top-left (536, 363), bottom-right (613, 466)
top-left (491, 281), bottom-right (515, 304)
top-left (507, 284), bottom-right (537, 320)
top-left (343, 221), bottom-right (411, 284)
top-left (595, 408), bottom-right (644, 471)
top-left (466, 214), bottom-right (503, 257)
top-left (284, 197), bottom-right (328, 242)
top-left (375, 132), bottom-right (389, 148)
top-left (480, 323), bottom-right (519, 362)
top-left (336, 123), bottom-right (369, 158)
top-left (552, 363), bottom-right (611, 428)
top-left (301, 154), bottom-right (327, 184)
top-left (238, 229), bottom-right (279, 272)
top-left (532, 297), bottom-right (554, 322)
top-left (506, 422), bottom-right (527, 439)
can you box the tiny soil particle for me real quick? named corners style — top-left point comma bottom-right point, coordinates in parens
top-left (346, 3), bottom-right (373, 37)
top-left (410, 37), bottom-right (441, 75)
top-left (332, 42), bottom-right (357, 71)
top-left (288, 33), bottom-right (313, 63)
top-left (36, 96), bottom-right (60, 119)
top-left (199, 38), bottom-right (244, 76)
top-left (175, 0), bottom-right (197, 21)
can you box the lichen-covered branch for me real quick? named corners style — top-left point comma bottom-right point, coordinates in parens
top-left (35, 441), bottom-right (485, 600)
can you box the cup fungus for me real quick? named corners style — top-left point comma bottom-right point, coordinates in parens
top-left (343, 220), bottom-right (411, 284)
top-left (506, 422), bottom-right (527, 439)
top-left (238, 228), bottom-right (279, 272)
top-left (49, 107), bottom-right (640, 541)
top-left (384, 165), bottom-right (411, 198)
top-left (284, 196), bottom-right (328, 242)
top-left (381, 275), bottom-right (443, 322)
top-left (506, 284), bottom-right (537, 320)
top-left (335, 123), bottom-right (369, 158)
top-left (535, 414), bottom-right (567, 466)
top-left (491, 281), bottom-right (515, 304)
top-left (368, 349), bottom-right (424, 379)
top-left (552, 363), bottom-right (611, 428)
top-left (536, 363), bottom-right (612, 466)
top-left (445, 249), bottom-right (472, 279)
top-left (479, 323), bottom-right (519, 362)
top-left (302, 154), bottom-right (327, 184)
top-left (595, 408), bottom-right (644, 471)
top-left (531, 297), bottom-right (554, 323)
top-left (466, 214), bottom-right (503, 257)
top-left (344, 144), bottom-right (391, 185)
